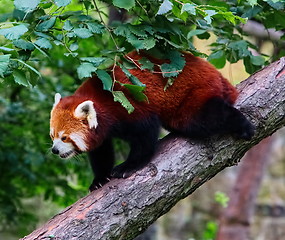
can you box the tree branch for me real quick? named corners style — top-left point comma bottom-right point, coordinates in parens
top-left (22, 58), bottom-right (285, 240)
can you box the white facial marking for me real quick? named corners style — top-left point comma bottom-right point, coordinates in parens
top-left (50, 128), bottom-right (54, 137)
top-left (58, 131), bottom-right (65, 138)
top-left (70, 133), bottom-right (88, 151)
top-left (74, 100), bottom-right (98, 129)
top-left (52, 138), bottom-right (75, 159)
top-left (53, 93), bottom-right (61, 109)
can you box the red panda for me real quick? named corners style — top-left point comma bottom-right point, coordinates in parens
top-left (50, 51), bottom-right (254, 191)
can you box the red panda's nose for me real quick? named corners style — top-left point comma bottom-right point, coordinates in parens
top-left (52, 147), bottom-right (59, 155)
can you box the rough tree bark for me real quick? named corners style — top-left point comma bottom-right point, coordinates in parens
top-left (216, 137), bottom-right (274, 240)
top-left (22, 58), bottom-right (285, 240)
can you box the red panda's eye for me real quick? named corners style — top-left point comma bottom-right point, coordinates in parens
top-left (61, 136), bottom-right (67, 141)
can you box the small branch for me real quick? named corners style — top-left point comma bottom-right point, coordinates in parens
top-left (241, 20), bottom-right (284, 42)
top-left (124, 55), bottom-right (142, 70)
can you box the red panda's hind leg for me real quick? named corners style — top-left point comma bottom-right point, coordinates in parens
top-left (88, 138), bottom-right (114, 191)
top-left (173, 97), bottom-right (255, 140)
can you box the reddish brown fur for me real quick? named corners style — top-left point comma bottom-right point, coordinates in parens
top-left (51, 51), bottom-right (238, 150)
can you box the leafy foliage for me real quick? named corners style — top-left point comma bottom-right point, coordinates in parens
top-left (0, 0), bottom-right (285, 237)
top-left (0, 0), bottom-right (281, 112)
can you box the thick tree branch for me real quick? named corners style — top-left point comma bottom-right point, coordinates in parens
top-left (22, 58), bottom-right (285, 240)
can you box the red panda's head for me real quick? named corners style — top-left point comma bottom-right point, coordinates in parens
top-left (50, 93), bottom-right (98, 159)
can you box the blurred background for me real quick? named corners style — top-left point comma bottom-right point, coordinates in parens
top-left (0, 0), bottom-right (285, 240)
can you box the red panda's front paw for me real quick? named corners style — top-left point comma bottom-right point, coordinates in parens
top-left (89, 177), bottom-right (111, 192)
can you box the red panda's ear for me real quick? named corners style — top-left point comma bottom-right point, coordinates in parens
top-left (74, 100), bottom-right (98, 129)
top-left (53, 93), bottom-right (61, 109)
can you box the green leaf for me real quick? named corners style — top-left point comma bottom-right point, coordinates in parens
top-left (181, 3), bottom-right (196, 15)
top-left (77, 62), bottom-right (97, 79)
top-left (54, 0), bottom-right (72, 7)
top-left (250, 55), bottom-right (265, 66)
top-left (243, 56), bottom-right (260, 74)
top-left (127, 36), bottom-right (156, 50)
top-left (0, 24), bottom-right (29, 40)
top-left (160, 51), bottom-right (186, 78)
top-left (228, 40), bottom-right (250, 58)
top-left (27, 69), bottom-right (40, 86)
top-left (266, 0), bottom-right (285, 10)
top-left (123, 84), bottom-right (147, 102)
top-left (14, 0), bottom-right (40, 12)
top-left (80, 57), bottom-right (105, 66)
top-left (15, 59), bottom-right (41, 77)
top-left (157, 0), bottom-right (173, 15)
top-left (13, 69), bottom-right (29, 87)
top-left (208, 50), bottom-right (226, 69)
top-left (112, 0), bottom-right (135, 11)
top-left (0, 47), bottom-right (15, 52)
top-left (34, 38), bottom-right (52, 49)
top-left (119, 63), bottom-right (146, 87)
top-left (96, 69), bottom-right (113, 91)
top-left (86, 22), bottom-right (104, 34)
top-left (41, 2), bottom-right (53, 9)
top-left (63, 20), bottom-right (73, 31)
top-left (187, 29), bottom-right (207, 39)
top-left (73, 28), bottom-right (93, 39)
top-left (215, 191), bottom-right (229, 208)
top-left (37, 17), bottom-right (56, 32)
top-left (0, 54), bottom-right (10, 77)
top-left (138, 58), bottom-right (154, 71)
top-left (69, 43), bottom-right (78, 51)
top-left (113, 91), bottom-right (134, 114)
top-left (13, 39), bottom-right (35, 51)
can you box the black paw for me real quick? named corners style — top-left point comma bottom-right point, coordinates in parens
top-left (111, 162), bottom-right (138, 179)
top-left (89, 177), bottom-right (111, 192)
top-left (236, 119), bottom-right (255, 140)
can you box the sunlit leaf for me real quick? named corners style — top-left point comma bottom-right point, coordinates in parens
top-left (204, 10), bottom-right (217, 24)
top-left (181, 3), bottom-right (196, 15)
top-left (14, 0), bottom-right (40, 12)
top-left (0, 24), bottom-right (29, 40)
top-left (157, 0), bottom-right (173, 15)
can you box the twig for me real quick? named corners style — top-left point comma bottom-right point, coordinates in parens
top-left (124, 55), bottom-right (142, 70)
top-left (92, 0), bottom-right (119, 50)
